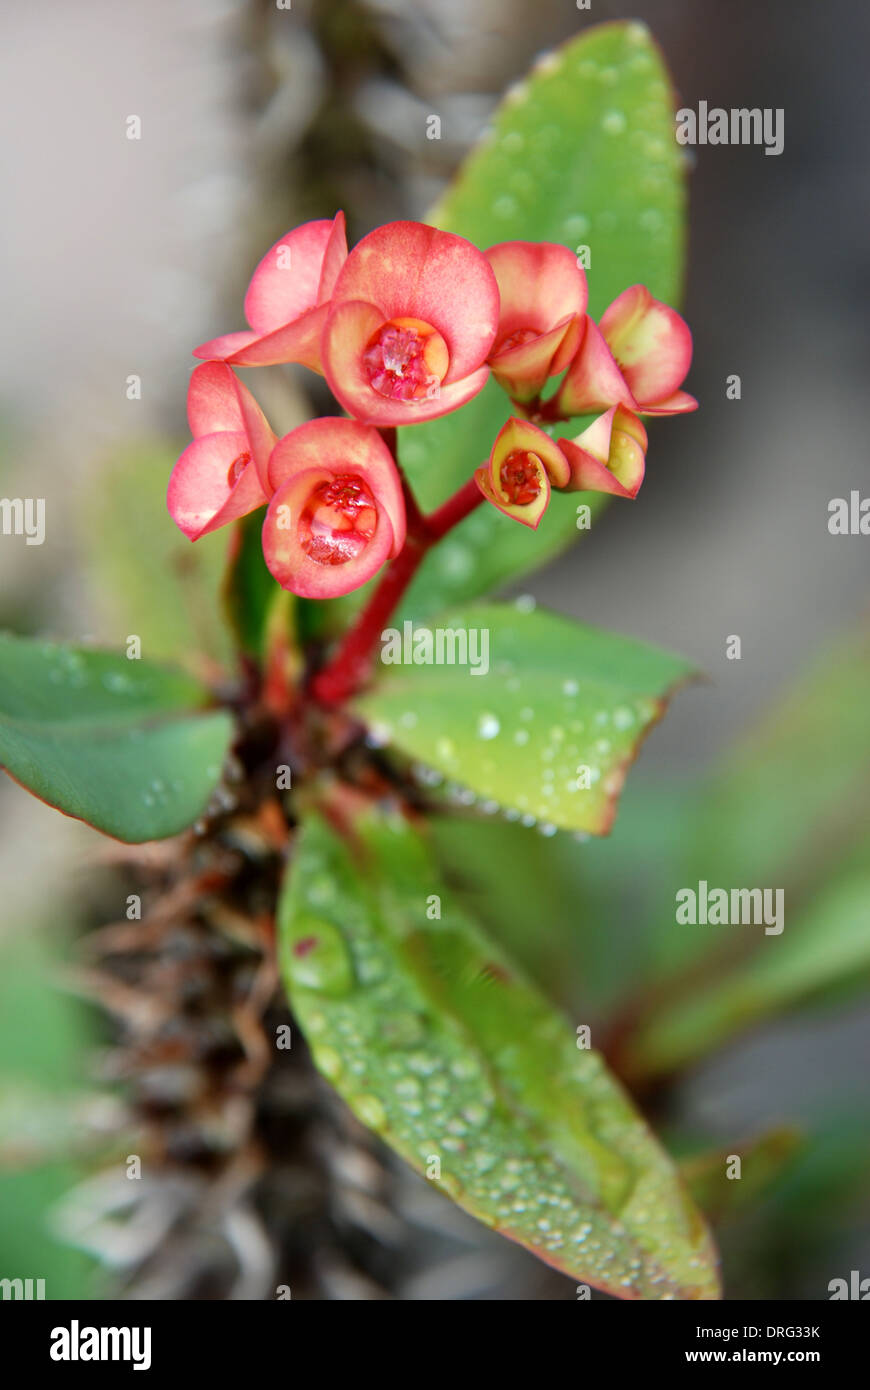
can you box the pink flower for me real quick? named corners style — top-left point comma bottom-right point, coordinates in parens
top-left (553, 286), bottom-right (697, 418)
top-left (167, 361), bottom-right (276, 540)
top-left (485, 240), bottom-right (587, 403)
top-left (262, 418), bottom-right (406, 598)
top-left (193, 213), bottom-right (348, 370)
top-left (321, 221), bottom-right (500, 426)
top-left (473, 418), bottom-right (570, 530)
top-left (559, 406), bottom-right (648, 499)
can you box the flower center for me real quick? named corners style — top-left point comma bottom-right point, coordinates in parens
top-left (499, 450), bottom-right (543, 506)
top-left (363, 316), bottom-right (449, 402)
top-left (497, 327), bottom-right (539, 354)
top-left (299, 475), bottom-right (377, 566)
top-left (227, 450), bottom-right (251, 487)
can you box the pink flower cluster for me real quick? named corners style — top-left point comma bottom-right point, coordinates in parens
top-left (168, 214), bottom-right (695, 595)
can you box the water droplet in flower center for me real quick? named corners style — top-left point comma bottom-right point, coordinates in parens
top-left (500, 450), bottom-right (543, 506)
top-left (227, 450), bottom-right (251, 487)
top-left (364, 316), bottom-right (449, 402)
top-left (300, 474), bottom-right (377, 566)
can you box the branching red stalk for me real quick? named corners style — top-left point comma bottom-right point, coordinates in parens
top-left (311, 454), bottom-right (484, 706)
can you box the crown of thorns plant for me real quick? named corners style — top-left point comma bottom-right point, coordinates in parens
top-left (168, 214), bottom-right (694, 704)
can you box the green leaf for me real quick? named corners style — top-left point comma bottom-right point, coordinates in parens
top-left (401, 20), bottom-right (685, 619)
top-left (622, 872), bottom-right (870, 1079)
top-left (221, 509), bottom-right (280, 660)
top-left (649, 628), bottom-right (870, 983)
top-left (85, 440), bottom-right (234, 672)
top-left (679, 1127), bottom-right (803, 1224)
top-left (355, 601), bottom-right (693, 835)
top-left (0, 925), bottom-right (99, 1297)
top-left (278, 804), bottom-right (719, 1299)
top-left (0, 633), bottom-right (233, 842)
top-left (606, 627), bottom-right (870, 1077)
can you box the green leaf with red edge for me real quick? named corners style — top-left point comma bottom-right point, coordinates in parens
top-left (278, 802), bottom-right (720, 1299)
top-left (0, 633), bottom-right (233, 842)
top-left (354, 601), bottom-right (694, 835)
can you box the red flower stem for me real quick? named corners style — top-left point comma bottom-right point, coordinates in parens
top-left (311, 473), bottom-right (485, 706)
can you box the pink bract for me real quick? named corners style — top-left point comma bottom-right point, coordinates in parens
top-left (554, 286), bottom-right (697, 418)
top-left (485, 240), bottom-right (587, 403)
top-left (322, 221), bottom-right (499, 426)
top-left (167, 361), bottom-right (276, 541)
top-left (262, 417), bottom-right (406, 599)
top-left (193, 213), bottom-right (348, 371)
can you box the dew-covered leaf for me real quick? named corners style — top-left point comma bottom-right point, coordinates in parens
top-left (0, 633), bottom-right (233, 842)
top-left (278, 804), bottom-right (720, 1299)
top-left (354, 601), bottom-right (693, 835)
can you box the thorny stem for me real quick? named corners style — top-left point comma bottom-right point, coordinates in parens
top-left (311, 438), bottom-right (484, 706)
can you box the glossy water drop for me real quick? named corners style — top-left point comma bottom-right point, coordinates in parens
top-left (285, 918), bottom-right (355, 998)
top-left (354, 1095), bottom-right (387, 1130)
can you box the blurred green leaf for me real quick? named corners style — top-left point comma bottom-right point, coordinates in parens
top-left (622, 872), bottom-right (870, 1078)
top-left (0, 927), bottom-right (97, 1298)
top-left (713, 1114), bottom-right (870, 1299)
top-left (221, 509), bottom-right (278, 661)
top-left (650, 627), bottom-right (870, 982)
top-left (86, 441), bottom-right (233, 672)
top-left (355, 601), bottom-right (693, 835)
top-left (0, 1080), bottom-right (129, 1170)
top-left (679, 1127), bottom-right (803, 1224)
top-left (0, 633), bottom-right (233, 842)
top-left (278, 804), bottom-right (719, 1299)
top-left (608, 626), bottom-right (870, 1077)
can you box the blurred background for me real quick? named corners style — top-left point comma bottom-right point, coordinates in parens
top-left (0, 0), bottom-right (867, 1299)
